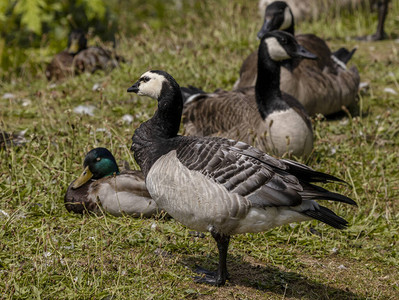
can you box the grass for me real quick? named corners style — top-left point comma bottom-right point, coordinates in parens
top-left (1, 0), bottom-right (399, 298)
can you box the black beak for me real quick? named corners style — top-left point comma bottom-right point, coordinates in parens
top-left (127, 82), bottom-right (139, 93)
top-left (296, 45), bottom-right (317, 60)
top-left (257, 19), bottom-right (273, 40)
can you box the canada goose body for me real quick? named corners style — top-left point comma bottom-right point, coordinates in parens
top-left (236, 1), bottom-right (360, 116)
top-left (128, 69), bottom-right (356, 286)
top-left (65, 148), bottom-right (158, 217)
top-left (183, 31), bottom-right (315, 158)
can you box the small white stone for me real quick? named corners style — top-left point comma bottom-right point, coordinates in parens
top-left (73, 105), bottom-right (96, 116)
top-left (384, 87), bottom-right (397, 95)
top-left (92, 83), bottom-right (102, 92)
top-left (0, 210), bottom-right (10, 218)
top-left (122, 114), bottom-right (134, 124)
top-left (338, 264), bottom-right (347, 270)
top-left (22, 99), bottom-right (32, 107)
top-left (2, 93), bottom-right (15, 99)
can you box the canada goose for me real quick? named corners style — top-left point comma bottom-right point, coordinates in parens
top-left (45, 29), bottom-right (87, 81)
top-left (259, 0), bottom-right (389, 40)
top-left (127, 69), bottom-right (356, 286)
top-left (65, 147), bottom-right (158, 217)
top-left (235, 1), bottom-right (360, 116)
top-left (183, 31), bottom-right (315, 158)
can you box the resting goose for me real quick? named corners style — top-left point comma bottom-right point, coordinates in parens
top-left (65, 147), bottom-right (158, 217)
top-left (45, 29), bottom-right (87, 81)
top-left (235, 1), bottom-right (360, 116)
top-left (259, 0), bottom-right (389, 40)
top-left (127, 69), bottom-right (356, 286)
top-left (183, 30), bottom-right (315, 158)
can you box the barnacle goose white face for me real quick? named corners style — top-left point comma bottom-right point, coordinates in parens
top-left (279, 6), bottom-right (292, 30)
top-left (264, 36), bottom-right (291, 61)
top-left (136, 71), bottom-right (167, 99)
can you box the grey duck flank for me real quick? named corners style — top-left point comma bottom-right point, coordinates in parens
top-left (65, 147), bottom-right (158, 217)
top-left (128, 67), bottom-right (356, 286)
top-left (235, 1), bottom-right (360, 116)
top-left (182, 31), bottom-right (315, 158)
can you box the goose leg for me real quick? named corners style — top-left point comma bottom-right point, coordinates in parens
top-left (355, 0), bottom-right (389, 41)
top-left (194, 232), bottom-right (230, 286)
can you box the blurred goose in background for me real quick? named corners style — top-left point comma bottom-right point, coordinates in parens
top-left (235, 1), bottom-right (360, 116)
top-left (45, 29), bottom-right (87, 81)
top-left (46, 29), bottom-right (124, 81)
top-left (0, 130), bottom-right (27, 148)
top-left (127, 69), bottom-right (356, 286)
top-left (182, 31), bottom-right (315, 158)
top-left (65, 147), bottom-right (159, 217)
top-left (258, 0), bottom-right (389, 41)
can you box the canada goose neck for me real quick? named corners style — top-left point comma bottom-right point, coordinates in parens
top-left (132, 84), bottom-right (183, 176)
top-left (255, 51), bottom-right (286, 119)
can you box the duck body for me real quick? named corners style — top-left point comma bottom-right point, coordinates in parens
top-left (73, 46), bottom-right (124, 75)
top-left (46, 29), bottom-right (124, 81)
top-left (128, 68), bottom-right (356, 286)
top-left (183, 31), bottom-right (314, 158)
top-left (236, 1), bottom-right (360, 116)
top-left (65, 148), bottom-right (158, 217)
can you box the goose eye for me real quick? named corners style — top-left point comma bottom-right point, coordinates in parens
top-left (141, 77), bottom-right (150, 83)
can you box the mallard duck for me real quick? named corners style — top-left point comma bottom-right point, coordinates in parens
top-left (258, 0), bottom-right (389, 41)
top-left (235, 1), bottom-right (360, 116)
top-left (65, 147), bottom-right (159, 217)
top-left (46, 29), bottom-right (124, 81)
top-left (0, 130), bottom-right (27, 148)
top-left (45, 29), bottom-right (87, 81)
top-left (182, 31), bottom-right (315, 158)
top-left (72, 46), bottom-right (124, 75)
top-left (127, 69), bottom-right (356, 286)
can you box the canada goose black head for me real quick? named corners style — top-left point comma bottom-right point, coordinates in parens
top-left (259, 31), bottom-right (317, 70)
top-left (67, 29), bottom-right (87, 55)
top-left (72, 147), bottom-right (120, 189)
top-left (258, 1), bottom-right (294, 39)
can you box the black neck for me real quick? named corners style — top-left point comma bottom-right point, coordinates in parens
top-left (131, 84), bottom-right (183, 176)
top-left (285, 20), bottom-right (295, 35)
top-left (255, 46), bottom-right (287, 119)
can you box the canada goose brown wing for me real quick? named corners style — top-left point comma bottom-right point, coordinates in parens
top-left (234, 51), bottom-right (258, 89)
top-left (182, 89), bottom-right (259, 137)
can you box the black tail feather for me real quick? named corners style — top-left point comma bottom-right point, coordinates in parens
top-left (303, 205), bottom-right (349, 229)
top-left (302, 183), bottom-right (357, 206)
top-left (332, 47), bottom-right (357, 64)
top-left (282, 159), bottom-right (346, 184)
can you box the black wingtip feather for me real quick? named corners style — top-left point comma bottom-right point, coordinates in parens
top-left (332, 47), bottom-right (357, 64)
top-left (303, 206), bottom-right (349, 229)
top-left (305, 183), bottom-right (357, 206)
top-left (181, 85), bottom-right (205, 104)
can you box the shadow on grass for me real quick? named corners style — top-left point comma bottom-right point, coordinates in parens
top-left (180, 253), bottom-right (365, 299)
